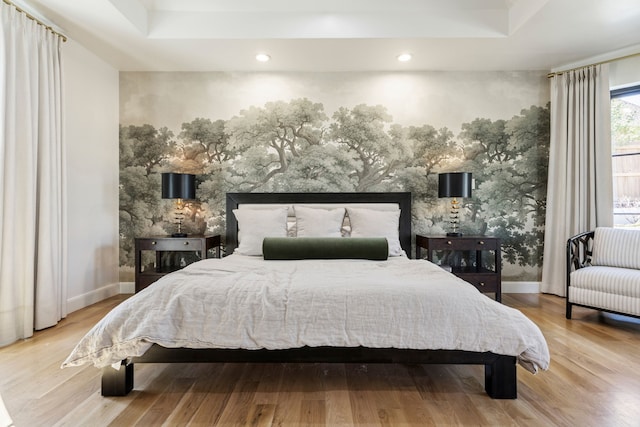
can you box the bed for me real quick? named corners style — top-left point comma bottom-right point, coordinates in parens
top-left (62, 192), bottom-right (549, 399)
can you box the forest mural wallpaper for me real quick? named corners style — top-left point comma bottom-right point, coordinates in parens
top-left (119, 71), bottom-right (550, 282)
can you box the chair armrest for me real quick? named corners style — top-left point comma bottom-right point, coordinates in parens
top-left (567, 231), bottom-right (595, 273)
top-left (566, 230), bottom-right (595, 298)
top-left (566, 230), bottom-right (594, 317)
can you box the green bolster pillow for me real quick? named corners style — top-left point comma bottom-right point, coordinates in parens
top-left (262, 237), bottom-right (388, 261)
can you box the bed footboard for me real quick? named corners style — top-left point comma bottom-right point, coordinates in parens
top-left (100, 346), bottom-right (517, 399)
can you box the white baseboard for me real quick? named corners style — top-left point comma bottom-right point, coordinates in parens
top-left (120, 282), bottom-right (135, 294)
top-left (66, 282), bottom-right (121, 314)
top-left (502, 281), bottom-right (540, 293)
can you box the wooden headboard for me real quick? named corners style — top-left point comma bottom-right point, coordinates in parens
top-left (225, 192), bottom-right (412, 256)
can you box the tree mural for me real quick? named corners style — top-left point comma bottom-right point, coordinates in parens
top-left (119, 124), bottom-right (176, 267)
top-left (178, 118), bottom-right (233, 169)
top-left (330, 104), bottom-right (409, 191)
top-left (225, 98), bottom-right (328, 191)
top-left (458, 104), bottom-right (550, 268)
top-left (119, 98), bottom-right (550, 281)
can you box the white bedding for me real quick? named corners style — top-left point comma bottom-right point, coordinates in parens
top-left (62, 255), bottom-right (550, 373)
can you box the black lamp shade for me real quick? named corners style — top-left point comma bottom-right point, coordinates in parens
top-left (161, 173), bottom-right (196, 200)
top-left (438, 172), bottom-right (472, 198)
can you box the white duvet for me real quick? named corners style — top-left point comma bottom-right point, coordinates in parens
top-left (62, 255), bottom-right (550, 373)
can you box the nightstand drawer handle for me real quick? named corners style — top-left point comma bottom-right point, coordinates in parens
top-left (479, 282), bottom-right (486, 287)
top-left (183, 241), bottom-right (189, 246)
top-left (478, 240), bottom-right (485, 245)
top-left (447, 241), bottom-right (452, 245)
top-left (151, 241), bottom-right (157, 245)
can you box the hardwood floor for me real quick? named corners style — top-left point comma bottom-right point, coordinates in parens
top-left (1, 293), bottom-right (640, 426)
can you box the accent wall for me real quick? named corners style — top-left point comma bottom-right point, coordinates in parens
top-left (119, 71), bottom-right (550, 282)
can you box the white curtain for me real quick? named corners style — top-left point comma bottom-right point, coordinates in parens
top-left (0, 3), bottom-right (66, 346)
top-left (541, 64), bottom-right (613, 296)
top-left (0, 392), bottom-right (12, 427)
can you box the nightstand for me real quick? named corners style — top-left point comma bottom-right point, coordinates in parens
top-left (134, 234), bottom-right (221, 292)
top-left (416, 235), bottom-right (502, 302)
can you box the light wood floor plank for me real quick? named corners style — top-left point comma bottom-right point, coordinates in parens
top-left (186, 363), bottom-right (243, 426)
top-left (318, 363), bottom-right (354, 427)
top-left (1, 293), bottom-right (640, 426)
top-left (244, 403), bottom-right (276, 427)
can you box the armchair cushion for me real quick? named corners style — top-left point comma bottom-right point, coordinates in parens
top-left (591, 227), bottom-right (640, 270)
top-left (569, 266), bottom-right (640, 316)
top-left (570, 266), bottom-right (640, 299)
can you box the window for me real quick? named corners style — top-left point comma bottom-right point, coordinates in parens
top-left (611, 85), bottom-right (640, 227)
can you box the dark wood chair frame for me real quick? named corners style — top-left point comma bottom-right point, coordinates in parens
top-left (566, 230), bottom-right (594, 319)
top-left (102, 192), bottom-right (517, 399)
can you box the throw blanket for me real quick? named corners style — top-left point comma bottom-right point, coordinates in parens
top-left (62, 255), bottom-right (550, 373)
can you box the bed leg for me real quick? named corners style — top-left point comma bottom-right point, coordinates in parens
top-left (484, 356), bottom-right (517, 399)
top-left (101, 361), bottom-right (134, 396)
top-left (566, 301), bottom-right (573, 319)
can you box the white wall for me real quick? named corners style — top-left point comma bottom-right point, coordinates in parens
top-left (63, 39), bottom-right (120, 313)
top-left (610, 55), bottom-right (640, 88)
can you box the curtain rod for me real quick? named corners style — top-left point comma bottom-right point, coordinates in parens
top-left (2, 0), bottom-right (67, 42)
top-left (547, 51), bottom-right (640, 79)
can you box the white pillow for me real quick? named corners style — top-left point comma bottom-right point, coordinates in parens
top-left (233, 207), bottom-right (288, 256)
top-left (294, 206), bottom-right (345, 237)
top-left (346, 207), bottom-right (403, 256)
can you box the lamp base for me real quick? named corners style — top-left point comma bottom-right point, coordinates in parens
top-left (171, 232), bottom-right (188, 238)
top-left (446, 232), bottom-right (463, 237)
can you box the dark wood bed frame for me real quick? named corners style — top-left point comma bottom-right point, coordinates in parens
top-left (102, 192), bottom-right (517, 399)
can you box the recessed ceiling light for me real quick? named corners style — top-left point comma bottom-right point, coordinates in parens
top-left (397, 53), bottom-right (412, 62)
top-left (256, 53), bottom-right (271, 62)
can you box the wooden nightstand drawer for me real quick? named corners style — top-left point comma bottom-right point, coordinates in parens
top-left (416, 234), bottom-right (502, 302)
top-left (136, 273), bottom-right (165, 291)
top-left (456, 274), bottom-right (498, 293)
top-left (425, 237), bottom-right (499, 251)
top-left (137, 237), bottom-right (211, 251)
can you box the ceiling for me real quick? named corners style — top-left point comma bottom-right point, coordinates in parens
top-left (17, 0), bottom-right (640, 72)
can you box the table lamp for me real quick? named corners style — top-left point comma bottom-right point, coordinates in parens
top-left (438, 172), bottom-right (472, 237)
top-left (161, 173), bottom-right (196, 237)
